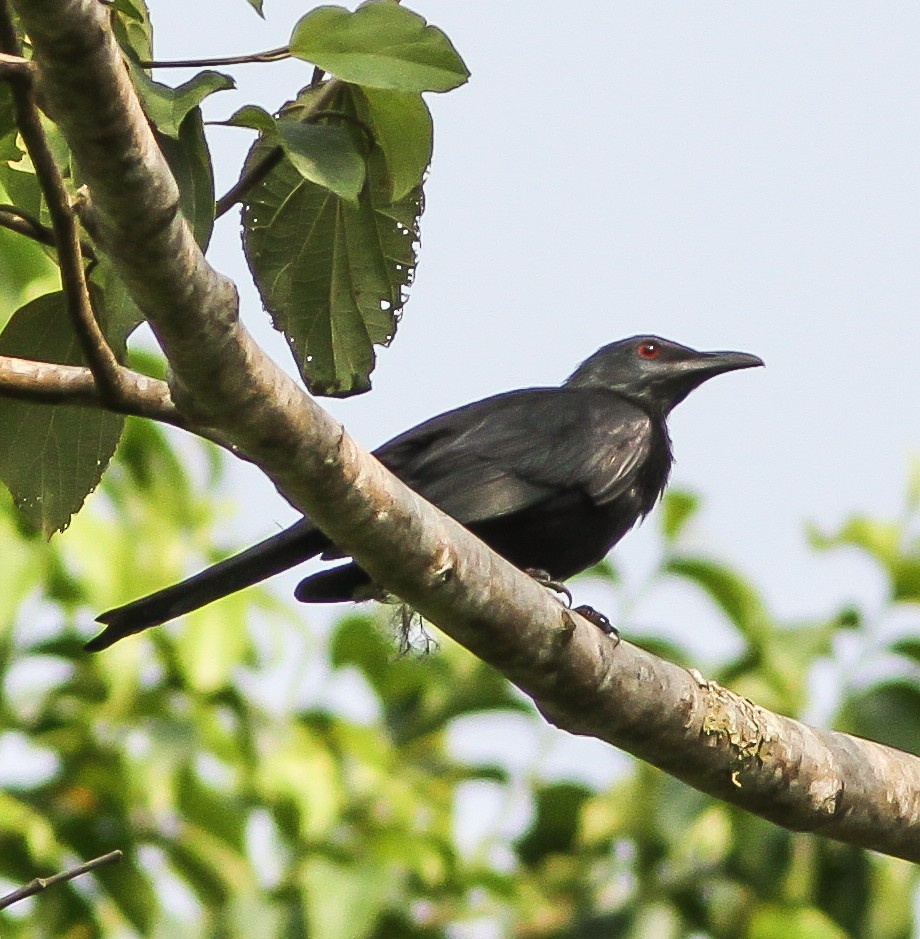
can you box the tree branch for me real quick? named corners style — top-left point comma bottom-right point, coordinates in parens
top-left (13, 0), bottom-right (920, 864)
top-left (0, 203), bottom-right (97, 259)
top-left (0, 850), bottom-right (123, 911)
top-left (0, 1), bottom-right (123, 404)
top-left (0, 49), bottom-right (30, 81)
top-left (0, 354), bottom-right (243, 455)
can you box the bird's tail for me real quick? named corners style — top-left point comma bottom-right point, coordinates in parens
top-left (87, 520), bottom-right (328, 651)
top-left (294, 562), bottom-right (375, 603)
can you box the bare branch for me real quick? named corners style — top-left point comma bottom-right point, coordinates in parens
top-left (13, 0), bottom-right (920, 864)
top-left (0, 203), bottom-right (97, 259)
top-left (0, 49), bottom-right (30, 81)
top-left (0, 850), bottom-right (123, 911)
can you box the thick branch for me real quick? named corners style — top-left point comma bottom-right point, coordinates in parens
top-left (13, 0), bottom-right (920, 864)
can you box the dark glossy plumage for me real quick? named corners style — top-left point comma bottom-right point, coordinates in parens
top-left (87, 336), bottom-right (762, 651)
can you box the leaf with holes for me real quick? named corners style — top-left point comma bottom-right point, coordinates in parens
top-left (242, 86), bottom-right (420, 396)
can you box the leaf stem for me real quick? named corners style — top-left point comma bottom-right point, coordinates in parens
top-left (137, 45), bottom-right (290, 69)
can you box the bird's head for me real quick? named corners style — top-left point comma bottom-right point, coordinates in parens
top-left (566, 335), bottom-right (764, 415)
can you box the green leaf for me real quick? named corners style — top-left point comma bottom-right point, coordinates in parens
top-left (515, 783), bottom-right (593, 866)
top-left (111, 0), bottom-right (153, 63)
top-left (157, 108), bottom-right (217, 248)
top-left (242, 85), bottom-right (419, 396)
top-left (892, 557), bottom-right (920, 603)
top-left (838, 681), bottom-right (920, 755)
top-left (90, 259), bottom-right (146, 341)
top-left (300, 856), bottom-right (396, 939)
top-left (0, 227), bottom-right (58, 325)
top-left (748, 904), bottom-right (848, 939)
top-left (290, 1), bottom-right (470, 93)
top-left (891, 636), bottom-right (920, 666)
top-left (130, 65), bottom-right (235, 138)
top-left (227, 105), bottom-right (365, 202)
top-left (665, 556), bottom-right (770, 644)
top-left (173, 592), bottom-right (254, 693)
top-left (358, 87), bottom-right (432, 201)
top-left (809, 516), bottom-right (901, 570)
top-left (0, 292), bottom-right (126, 535)
top-left (661, 489), bottom-right (700, 542)
top-left (0, 84), bottom-right (14, 141)
top-left (246, 0), bottom-right (265, 15)
top-left (810, 513), bottom-right (920, 602)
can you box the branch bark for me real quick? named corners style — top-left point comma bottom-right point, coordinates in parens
top-left (10, 0), bottom-right (920, 864)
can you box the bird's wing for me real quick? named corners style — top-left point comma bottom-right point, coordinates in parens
top-left (375, 388), bottom-right (653, 525)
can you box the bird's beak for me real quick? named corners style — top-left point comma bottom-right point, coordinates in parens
top-left (685, 349), bottom-right (765, 380)
top-left (661, 348), bottom-right (763, 410)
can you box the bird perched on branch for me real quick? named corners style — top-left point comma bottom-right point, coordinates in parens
top-left (87, 336), bottom-right (762, 651)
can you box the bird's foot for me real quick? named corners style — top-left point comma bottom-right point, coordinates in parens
top-left (573, 604), bottom-right (620, 641)
top-left (525, 568), bottom-right (573, 607)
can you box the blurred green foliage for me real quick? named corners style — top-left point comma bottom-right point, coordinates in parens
top-left (0, 420), bottom-right (917, 937)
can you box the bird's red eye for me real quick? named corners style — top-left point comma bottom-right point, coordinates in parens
top-left (638, 342), bottom-right (660, 359)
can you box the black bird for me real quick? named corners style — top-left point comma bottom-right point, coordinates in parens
top-left (87, 336), bottom-right (762, 651)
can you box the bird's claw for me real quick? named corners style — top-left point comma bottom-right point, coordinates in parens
top-left (573, 604), bottom-right (619, 641)
top-left (525, 568), bottom-right (573, 607)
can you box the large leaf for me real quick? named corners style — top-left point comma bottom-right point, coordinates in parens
top-left (0, 291), bottom-right (126, 535)
top-left (290, 1), bottom-right (469, 93)
top-left (242, 85), bottom-right (421, 396)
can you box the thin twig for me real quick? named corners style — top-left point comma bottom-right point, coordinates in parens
top-left (138, 45), bottom-right (290, 69)
top-left (0, 203), bottom-right (97, 259)
top-left (0, 851), bottom-right (123, 911)
top-left (214, 78), bottom-right (342, 218)
top-left (0, 2), bottom-right (124, 404)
